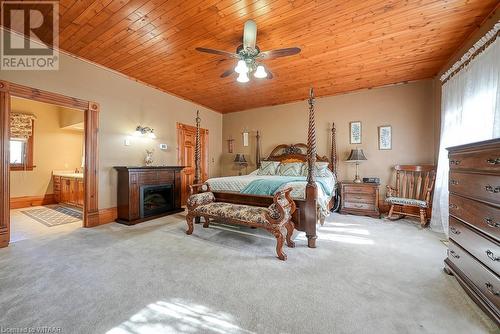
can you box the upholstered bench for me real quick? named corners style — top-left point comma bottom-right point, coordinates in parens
top-left (186, 183), bottom-right (296, 261)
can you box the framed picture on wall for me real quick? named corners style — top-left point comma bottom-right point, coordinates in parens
top-left (378, 125), bottom-right (392, 150)
top-left (350, 121), bottom-right (362, 144)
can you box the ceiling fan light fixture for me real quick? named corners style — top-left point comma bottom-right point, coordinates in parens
top-left (237, 72), bottom-right (249, 83)
top-left (254, 65), bottom-right (267, 78)
top-left (235, 60), bottom-right (248, 74)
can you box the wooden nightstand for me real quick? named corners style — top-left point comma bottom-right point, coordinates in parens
top-left (340, 181), bottom-right (380, 218)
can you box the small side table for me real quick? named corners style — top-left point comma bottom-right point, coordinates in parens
top-left (340, 181), bottom-right (380, 218)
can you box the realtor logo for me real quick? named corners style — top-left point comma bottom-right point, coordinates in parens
top-left (1, 1), bottom-right (59, 70)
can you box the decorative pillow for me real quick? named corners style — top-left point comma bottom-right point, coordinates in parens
top-left (302, 162), bottom-right (331, 177)
top-left (257, 161), bottom-right (280, 175)
top-left (278, 162), bottom-right (303, 176)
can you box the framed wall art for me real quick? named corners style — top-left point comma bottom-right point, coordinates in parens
top-left (349, 121), bottom-right (362, 144)
top-left (378, 125), bottom-right (392, 150)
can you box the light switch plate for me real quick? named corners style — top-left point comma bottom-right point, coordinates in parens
top-left (124, 138), bottom-right (131, 146)
top-left (159, 143), bottom-right (168, 150)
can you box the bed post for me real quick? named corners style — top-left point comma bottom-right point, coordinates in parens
top-left (256, 130), bottom-right (261, 169)
top-left (305, 88), bottom-right (318, 248)
top-left (194, 110), bottom-right (201, 185)
top-left (330, 123), bottom-right (337, 178)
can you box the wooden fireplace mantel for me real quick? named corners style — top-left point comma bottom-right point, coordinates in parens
top-left (114, 166), bottom-right (185, 225)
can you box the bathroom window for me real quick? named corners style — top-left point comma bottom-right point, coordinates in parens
top-left (10, 122), bottom-right (34, 171)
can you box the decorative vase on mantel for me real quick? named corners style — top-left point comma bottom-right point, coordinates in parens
top-left (145, 149), bottom-right (154, 166)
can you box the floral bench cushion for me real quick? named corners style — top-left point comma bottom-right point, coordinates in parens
top-left (193, 202), bottom-right (273, 225)
top-left (386, 197), bottom-right (427, 208)
top-left (187, 192), bottom-right (215, 207)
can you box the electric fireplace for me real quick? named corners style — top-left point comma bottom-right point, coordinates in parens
top-left (140, 184), bottom-right (173, 218)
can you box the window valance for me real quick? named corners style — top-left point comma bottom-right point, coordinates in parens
top-left (10, 113), bottom-right (36, 139)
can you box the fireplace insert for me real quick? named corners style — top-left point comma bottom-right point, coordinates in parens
top-left (140, 184), bottom-right (174, 218)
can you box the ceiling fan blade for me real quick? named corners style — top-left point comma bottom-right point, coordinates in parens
top-left (220, 69), bottom-right (234, 78)
top-left (195, 47), bottom-right (238, 58)
top-left (243, 20), bottom-right (257, 49)
top-left (259, 47), bottom-right (301, 59)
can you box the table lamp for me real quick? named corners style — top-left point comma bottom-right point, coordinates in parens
top-left (346, 148), bottom-right (367, 183)
top-left (234, 153), bottom-right (248, 175)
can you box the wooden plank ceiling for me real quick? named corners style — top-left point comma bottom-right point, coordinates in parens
top-left (2, 0), bottom-right (498, 113)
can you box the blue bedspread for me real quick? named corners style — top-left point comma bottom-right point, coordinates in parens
top-left (240, 176), bottom-right (333, 196)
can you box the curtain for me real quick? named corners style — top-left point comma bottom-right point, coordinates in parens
top-left (10, 113), bottom-right (36, 139)
top-left (431, 38), bottom-right (500, 233)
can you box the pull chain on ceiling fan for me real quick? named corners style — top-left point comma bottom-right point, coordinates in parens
top-left (196, 20), bottom-right (301, 83)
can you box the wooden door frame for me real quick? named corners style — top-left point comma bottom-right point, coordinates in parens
top-left (176, 122), bottom-right (209, 177)
top-left (176, 122), bottom-right (209, 205)
top-left (0, 80), bottom-right (99, 248)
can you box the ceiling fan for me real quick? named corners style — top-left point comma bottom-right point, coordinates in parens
top-left (196, 20), bottom-right (301, 83)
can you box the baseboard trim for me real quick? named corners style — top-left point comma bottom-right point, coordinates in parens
top-left (98, 207), bottom-right (118, 226)
top-left (10, 194), bottom-right (56, 209)
top-left (0, 228), bottom-right (9, 248)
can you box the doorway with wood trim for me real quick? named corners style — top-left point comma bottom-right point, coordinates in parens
top-left (177, 123), bottom-right (208, 206)
top-left (0, 80), bottom-right (99, 248)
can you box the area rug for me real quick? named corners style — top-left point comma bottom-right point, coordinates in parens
top-left (21, 205), bottom-right (82, 227)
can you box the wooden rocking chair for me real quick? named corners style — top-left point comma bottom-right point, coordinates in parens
top-left (386, 165), bottom-right (436, 227)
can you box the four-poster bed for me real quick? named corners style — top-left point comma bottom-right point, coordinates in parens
top-left (192, 89), bottom-right (338, 248)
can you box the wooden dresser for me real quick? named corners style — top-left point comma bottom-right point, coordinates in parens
top-left (340, 181), bottom-right (380, 218)
top-left (445, 139), bottom-right (500, 325)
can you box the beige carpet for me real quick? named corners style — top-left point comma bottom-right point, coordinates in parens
top-left (0, 212), bottom-right (498, 334)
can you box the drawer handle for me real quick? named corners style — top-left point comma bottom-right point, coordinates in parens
top-left (486, 250), bottom-right (500, 262)
top-left (450, 160), bottom-right (461, 165)
top-left (354, 196), bottom-right (363, 199)
top-left (449, 250), bottom-right (460, 259)
top-left (486, 158), bottom-right (500, 165)
top-left (354, 204), bottom-right (363, 208)
top-left (450, 180), bottom-right (459, 185)
top-left (485, 282), bottom-right (500, 296)
top-left (449, 226), bottom-right (460, 235)
top-left (485, 218), bottom-right (500, 228)
top-left (449, 204), bottom-right (458, 209)
top-left (485, 185), bottom-right (500, 193)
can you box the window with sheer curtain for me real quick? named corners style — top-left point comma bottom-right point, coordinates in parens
top-left (431, 34), bottom-right (500, 233)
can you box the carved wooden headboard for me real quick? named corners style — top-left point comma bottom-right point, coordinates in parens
top-left (263, 143), bottom-right (329, 164)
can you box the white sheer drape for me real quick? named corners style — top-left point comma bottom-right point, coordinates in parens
top-left (431, 38), bottom-right (500, 233)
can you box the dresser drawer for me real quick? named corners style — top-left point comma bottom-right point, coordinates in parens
top-left (450, 194), bottom-right (500, 242)
top-left (449, 217), bottom-right (500, 275)
top-left (449, 147), bottom-right (500, 172)
top-left (449, 172), bottom-right (500, 205)
top-left (343, 185), bottom-right (376, 195)
top-left (448, 241), bottom-right (500, 309)
top-left (343, 202), bottom-right (376, 211)
top-left (344, 193), bottom-right (375, 204)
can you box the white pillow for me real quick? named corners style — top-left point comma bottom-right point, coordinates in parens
top-left (257, 161), bottom-right (280, 175)
top-left (302, 162), bottom-right (331, 177)
top-left (278, 162), bottom-right (303, 176)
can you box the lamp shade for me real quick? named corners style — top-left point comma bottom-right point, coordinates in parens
top-left (346, 148), bottom-right (367, 162)
top-left (234, 154), bottom-right (247, 164)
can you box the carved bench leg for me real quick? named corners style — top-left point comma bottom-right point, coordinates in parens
top-left (203, 216), bottom-right (210, 228)
top-left (273, 230), bottom-right (287, 261)
top-left (285, 221), bottom-right (295, 248)
top-left (186, 214), bottom-right (194, 235)
top-left (419, 208), bottom-right (427, 228)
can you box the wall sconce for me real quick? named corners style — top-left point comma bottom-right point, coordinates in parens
top-left (227, 135), bottom-right (235, 153)
top-left (242, 129), bottom-right (249, 147)
top-left (134, 125), bottom-right (156, 139)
